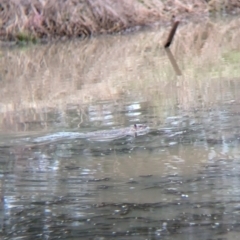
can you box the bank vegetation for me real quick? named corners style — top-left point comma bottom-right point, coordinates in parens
top-left (0, 0), bottom-right (240, 42)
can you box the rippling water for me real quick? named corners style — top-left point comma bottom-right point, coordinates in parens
top-left (1, 18), bottom-right (240, 239)
top-left (2, 109), bottom-right (240, 239)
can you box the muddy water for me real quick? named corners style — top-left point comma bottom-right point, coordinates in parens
top-left (1, 19), bottom-right (240, 239)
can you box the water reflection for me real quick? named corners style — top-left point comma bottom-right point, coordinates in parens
top-left (165, 48), bottom-right (182, 76)
top-left (1, 18), bottom-right (240, 239)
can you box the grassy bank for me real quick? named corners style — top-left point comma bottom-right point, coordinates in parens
top-left (0, 0), bottom-right (239, 42)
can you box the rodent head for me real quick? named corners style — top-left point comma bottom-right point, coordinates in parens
top-left (133, 124), bottom-right (148, 131)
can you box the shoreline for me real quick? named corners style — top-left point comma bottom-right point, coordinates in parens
top-left (0, 0), bottom-right (240, 43)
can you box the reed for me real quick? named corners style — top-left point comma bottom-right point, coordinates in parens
top-left (0, 0), bottom-right (239, 41)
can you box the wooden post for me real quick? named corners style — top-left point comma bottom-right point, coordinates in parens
top-left (164, 20), bottom-right (180, 48)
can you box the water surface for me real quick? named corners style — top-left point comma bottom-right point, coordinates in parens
top-left (1, 18), bottom-right (240, 239)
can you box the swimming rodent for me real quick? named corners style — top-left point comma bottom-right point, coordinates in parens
top-left (24, 124), bottom-right (149, 148)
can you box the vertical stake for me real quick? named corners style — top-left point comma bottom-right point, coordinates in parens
top-left (164, 20), bottom-right (180, 48)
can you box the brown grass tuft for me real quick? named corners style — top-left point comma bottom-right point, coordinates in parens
top-left (0, 0), bottom-right (239, 41)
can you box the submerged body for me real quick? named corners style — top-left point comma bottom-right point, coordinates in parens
top-left (33, 124), bottom-right (149, 143)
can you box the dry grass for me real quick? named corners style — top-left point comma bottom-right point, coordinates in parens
top-left (0, 0), bottom-right (239, 41)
